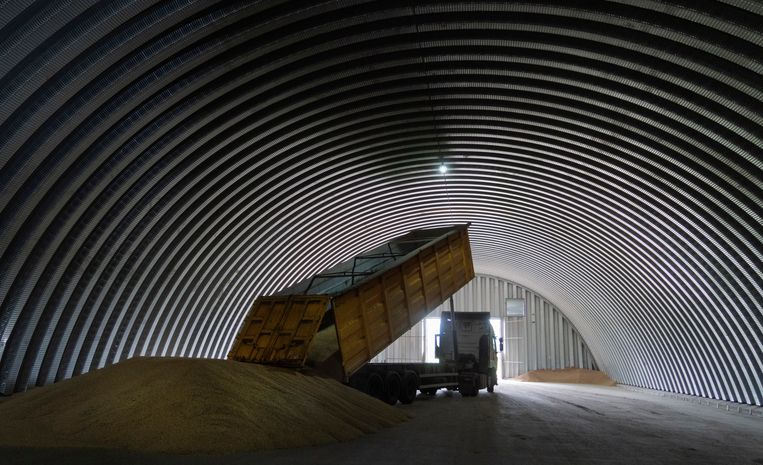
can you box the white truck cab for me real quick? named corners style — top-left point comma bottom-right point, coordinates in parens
top-left (436, 311), bottom-right (501, 395)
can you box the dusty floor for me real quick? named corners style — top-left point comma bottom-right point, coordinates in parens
top-left (2, 381), bottom-right (762, 465)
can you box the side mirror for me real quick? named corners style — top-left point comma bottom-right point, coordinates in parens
top-left (499, 337), bottom-right (504, 352)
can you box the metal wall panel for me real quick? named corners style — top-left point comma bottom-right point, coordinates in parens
top-left (370, 320), bottom-right (426, 364)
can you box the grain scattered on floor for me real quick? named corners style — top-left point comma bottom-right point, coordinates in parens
top-left (0, 357), bottom-right (409, 454)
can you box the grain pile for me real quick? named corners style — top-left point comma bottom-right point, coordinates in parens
top-left (514, 368), bottom-right (616, 386)
top-left (0, 357), bottom-right (408, 454)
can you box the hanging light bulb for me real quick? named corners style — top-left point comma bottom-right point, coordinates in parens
top-left (439, 163), bottom-right (448, 174)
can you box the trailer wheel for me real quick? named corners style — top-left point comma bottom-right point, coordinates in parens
top-left (459, 378), bottom-right (477, 397)
top-left (399, 371), bottom-right (418, 404)
top-left (382, 371), bottom-right (401, 405)
top-left (366, 372), bottom-right (385, 400)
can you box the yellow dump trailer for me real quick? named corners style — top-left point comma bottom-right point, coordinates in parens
top-left (228, 224), bottom-right (475, 384)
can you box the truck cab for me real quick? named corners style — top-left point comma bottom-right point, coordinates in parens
top-left (436, 311), bottom-right (500, 395)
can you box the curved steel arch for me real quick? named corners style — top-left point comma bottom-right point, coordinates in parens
top-left (0, 1), bottom-right (761, 405)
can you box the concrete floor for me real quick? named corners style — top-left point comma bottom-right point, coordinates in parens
top-left (3, 381), bottom-right (762, 465)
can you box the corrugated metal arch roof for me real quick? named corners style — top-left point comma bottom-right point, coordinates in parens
top-left (0, 1), bottom-right (760, 405)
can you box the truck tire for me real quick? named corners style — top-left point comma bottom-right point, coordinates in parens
top-left (459, 386), bottom-right (475, 397)
top-left (383, 371), bottom-right (402, 405)
top-left (366, 372), bottom-right (385, 400)
top-left (399, 370), bottom-right (418, 404)
top-left (459, 380), bottom-right (477, 397)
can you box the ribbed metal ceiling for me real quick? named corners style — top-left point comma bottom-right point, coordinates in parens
top-left (0, 1), bottom-right (761, 405)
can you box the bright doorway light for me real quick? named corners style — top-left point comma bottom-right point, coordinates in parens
top-left (490, 317), bottom-right (503, 380)
top-left (425, 317), bottom-right (440, 362)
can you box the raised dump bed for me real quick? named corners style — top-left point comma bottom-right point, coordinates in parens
top-left (228, 224), bottom-right (475, 386)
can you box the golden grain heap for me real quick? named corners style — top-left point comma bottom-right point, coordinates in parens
top-left (514, 367), bottom-right (617, 386)
top-left (0, 357), bottom-right (409, 454)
